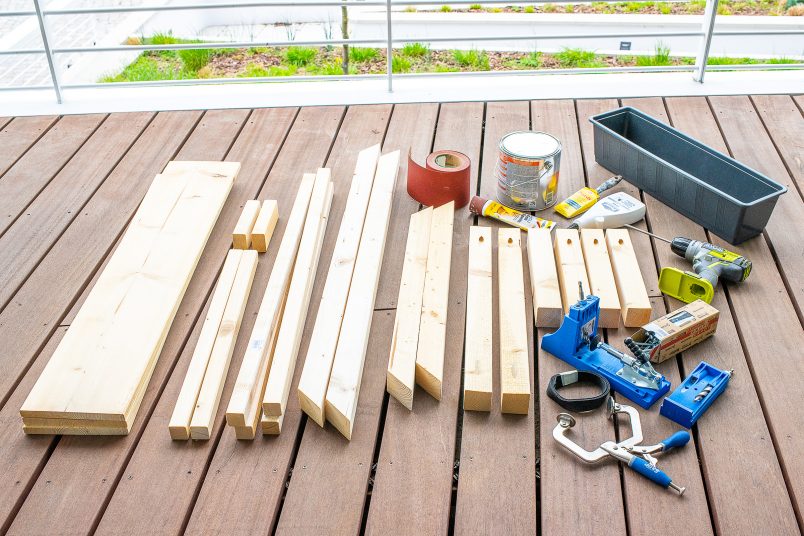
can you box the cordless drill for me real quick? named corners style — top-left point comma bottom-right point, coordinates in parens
top-left (625, 226), bottom-right (752, 304)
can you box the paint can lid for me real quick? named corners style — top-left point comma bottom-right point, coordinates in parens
top-left (500, 131), bottom-right (561, 158)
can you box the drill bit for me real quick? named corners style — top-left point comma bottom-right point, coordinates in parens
top-left (623, 224), bottom-right (671, 244)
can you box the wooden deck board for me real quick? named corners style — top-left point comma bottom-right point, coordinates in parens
top-left (0, 96), bottom-right (801, 536)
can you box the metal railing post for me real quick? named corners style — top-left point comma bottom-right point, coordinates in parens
top-left (693, 0), bottom-right (719, 83)
top-left (386, 0), bottom-right (393, 92)
top-left (32, 0), bottom-right (63, 103)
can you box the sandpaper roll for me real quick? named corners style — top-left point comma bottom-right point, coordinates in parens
top-left (407, 150), bottom-right (471, 208)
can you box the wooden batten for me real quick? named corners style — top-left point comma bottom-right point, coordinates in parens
top-left (554, 229), bottom-right (591, 312)
top-left (297, 144), bottom-right (380, 427)
top-left (463, 226), bottom-right (493, 412)
top-left (415, 201), bottom-right (455, 401)
top-left (605, 229), bottom-right (652, 327)
top-left (527, 228), bottom-right (562, 328)
top-left (251, 200), bottom-right (279, 253)
top-left (498, 228), bottom-right (531, 415)
top-left (232, 199), bottom-right (261, 250)
top-left (580, 229), bottom-right (622, 328)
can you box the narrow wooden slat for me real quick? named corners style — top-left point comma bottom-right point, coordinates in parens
top-left (463, 225), bottom-right (492, 412)
top-left (751, 95), bottom-right (803, 196)
top-left (251, 199), bottom-right (279, 252)
top-left (5, 109), bottom-right (255, 536)
top-left (536, 99), bottom-right (627, 536)
top-left (528, 227), bottom-right (562, 327)
top-left (605, 229), bottom-right (652, 326)
top-left (414, 200), bottom-right (454, 400)
top-left (0, 115), bottom-right (58, 179)
top-left (325, 150), bottom-right (399, 439)
top-left (225, 173), bottom-right (315, 434)
top-left (453, 99), bottom-right (536, 536)
top-left (297, 144), bottom-right (381, 426)
top-left (189, 250), bottom-right (258, 440)
top-left (232, 199), bottom-right (260, 249)
top-left (627, 95), bottom-right (802, 536)
top-left (497, 227), bottom-right (530, 414)
top-left (169, 250), bottom-right (242, 440)
top-left (262, 169), bottom-right (333, 419)
top-left (387, 206), bottom-right (433, 410)
top-left (554, 228), bottom-right (590, 309)
top-left (580, 228), bottom-right (621, 328)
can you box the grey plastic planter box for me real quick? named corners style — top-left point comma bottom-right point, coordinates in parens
top-left (590, 106), bottom-right (787, 245)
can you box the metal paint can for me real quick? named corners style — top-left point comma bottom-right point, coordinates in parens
top-left (495, 131), bottom-right (562, 211)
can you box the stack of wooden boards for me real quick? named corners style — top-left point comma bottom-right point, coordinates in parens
top-left (297, 146), bottom-right (400, 440)
top-left (20, 161), bottom-right (238, 435)
top-left (386, 202), bottom-right (455, 410)
top-left (528, 227), bottom-right (650, 329)
top-left (232, 199), bottom-right (279, 252)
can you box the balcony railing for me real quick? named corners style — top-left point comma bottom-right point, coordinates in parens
top-left (1, 0), bottom-right (802, 104)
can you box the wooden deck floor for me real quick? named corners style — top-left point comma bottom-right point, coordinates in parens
top-left (0, 96), bottom-right (802, 536)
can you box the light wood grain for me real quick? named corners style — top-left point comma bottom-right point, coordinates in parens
top-left (298, 144), bottom-right (380, 426)
top-left (605, 228), bottom-right (651, 326)
top-left (386, 207), bottom-right (433, 410)
top-left (415, 201), bottom-right (455, 400)
top-left (251, 199), bottom-right (279, 252)
top-left (232, 199), bottom-right (260, 249)
top-left (527, 227), bottom-right (562, 327)
top-left (324, 150), bottom-right (399, 439)
top-left (580, 228), bottom-right (621, 328)
top-left (463, 225), bottom-right (493, 412)
top-left (554, 228), bottom-right (590, 312)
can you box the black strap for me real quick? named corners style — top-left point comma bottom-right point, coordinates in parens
top-left (547, 370), bottom-right (610, 412)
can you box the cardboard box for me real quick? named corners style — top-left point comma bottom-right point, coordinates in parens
top-left (631, 300), bottom-right (719, 363)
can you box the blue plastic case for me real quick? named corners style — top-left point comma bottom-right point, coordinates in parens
top-left (659, 361), bottom-right (731, 428)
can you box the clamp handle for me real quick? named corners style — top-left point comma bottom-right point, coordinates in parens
top-left (628, 457), bottom-right (685, 495)
top-left (661, 430), bottom-right (691, 452)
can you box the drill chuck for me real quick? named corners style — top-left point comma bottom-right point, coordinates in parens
top-left (670, 237), bottom-right (692, 258)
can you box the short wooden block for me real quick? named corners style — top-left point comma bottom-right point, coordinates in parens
top-left (261, 413), bottom-right (284, 435)
top-left (251, 200), bottom-right (279, 252)
top-left (606, 229), bottom-right (652, 327)
top-left (463, 226), bottom-right (492, 412)
top-left (498, 228), bottom-right (531, 415)
top-left (580, 229), bottom-right (622, 328)
top-left (232, 199), bottom-right (261, 249)
top-left (527, 228), bottom-right (562, 328)
top-left (554, 229), bottom-right (591, 311)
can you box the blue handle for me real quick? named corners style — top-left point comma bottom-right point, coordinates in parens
top-left (629, 457), bottom-right (672, 488)
top-left (661, 430), bottom-right (691, 451)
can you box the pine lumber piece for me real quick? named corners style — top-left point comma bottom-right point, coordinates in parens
top-left (527, 227), bottom-right (562, 327)
top-left (189, 250), bottom-right (258, 440)
top-left (261, 412), bottom-right (284, 435)
top-left (20, 162), bottom-right (238, 432)
top-left (553, 228), bottom-right (590, 313)
top-left (605, 229), bottom-right (651, 327)
top-left (463, 225), bottom-right (493, 412)
top-left (414, 201), bottom-right (455, 400)
top-left (298, 144), bottom-right (381, 426)
top-left (232, 199), bottom-right (260, 249)
top-left (251, 199), bottom-right (279, 252)
top-left (324, 150), bottom-right (400, 440)
top-left (168, 249), bottom-right (243, 440)
top-left (262, 169), bottom-right (334, 419)
top-left (498, 228), bottom-right (530, 414)
top-left (580, 228), bottom-right (621, 328)
top-left (386, 206), bottom-right (433, 410)
top-left (225, 174), bottom-right (315, 431)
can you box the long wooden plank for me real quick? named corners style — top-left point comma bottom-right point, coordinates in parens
top-left (262, 169), bottom-right (333, 419)
top-left (4, 109), bottom-right (255, 535)
top-left (168, 249), bottom-right (243, 440)
top-left (605, 228), bottom-right (651, 326)
top-left (251, 199), bottom-right (279, 252)
top-left (452, 99), bottom-right (536, 535)
top-left (189, 249), bottom-right (258, 440)
top-left (225, 173), bottom-right (316, 433)
top-left (232, 199), bottom-right (260, 249)
top-left (297, 144), bottom-right (381, 426)
top-left (497, 227), bottom-right (530, 414)
top-left (414, 200), bottom-right (454, 400)
top-left (554, 228), bottom-right (590, 309)
top-left (537, 99), bottom-right (627, 536)
top-left (627, 96), bottom-right (800, 536)
top-left (325, 150), bottom-right (400, 439)
top-left (189, 105), bottom-right (386, 536)
top-left (21, 162), bottom-right (238, 428)
top-left (0, 115), bottom-right (58, 179)
top-left (462, 225), bottom-right (492, 412)
top-left (751, 95), bottom-right (804, 196)
top-left (528, 227), bottom-right (562, 327)
top-left (386, 206), bottom-right (433, 410)
top-left (580, 228), bottom-right (621, 328)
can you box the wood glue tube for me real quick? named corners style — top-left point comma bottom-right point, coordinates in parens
top-left (469, 195), bottom-right (556, 231)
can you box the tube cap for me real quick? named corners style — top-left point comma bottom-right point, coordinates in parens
top-left (468, 195), bottom-right (487, 216)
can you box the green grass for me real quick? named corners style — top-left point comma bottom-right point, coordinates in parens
top-left (767, 57), bottom-right (799, 63)
top-left (524, 5), bottom-right (535, 12)
top-left (98, 56), bottom-right (195, 83)
top-left (392, 55), bottom-right (412, 72)
top-left (543, 3), bottom-right (557, 11)
top-left (434, 65), bottom-right (459, 72)
top-left (402, 42), bottom-right (430, 58)
top-left (285, 46), bottom-right (316, 66)
top-left (404, 5), bottom-right (417, 11)
top-left (349, 47), bottom-right (380, 62)
top-left (178, 48), bottom-right (211, 71)
top-left (554, 47), bottom-right (604, 68)
top-left (453, 49), bottom-right (490, 70)
top-left (520, 51), bottom-right (542, 68)
top-left (707, 56), bottom-right (756, 65)
top-left (238, 63), bottom-right (299, 77)
top-left (312, 60), bottom-right (357, 75)
top-left (440, 4), bottom-right (452, 11)
top-left (469, 3), bottom-right (482, 8)
top-left (658, 2), bottom-right (672, 13)
top-left (636, 41), bottom-right (671, 66)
